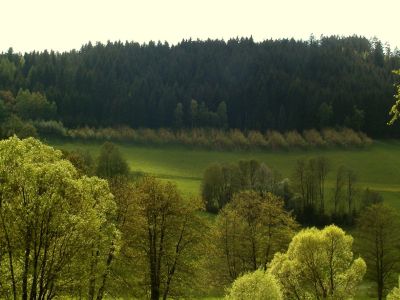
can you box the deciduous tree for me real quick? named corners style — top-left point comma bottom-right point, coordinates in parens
top-left (356, 204), bottom-right (400, 300)
top-left (268, 225), bottom-right (366, 299)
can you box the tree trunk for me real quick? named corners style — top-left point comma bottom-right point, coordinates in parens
top-left (96, 242), bottom-right (115, 300)
top-left (22, 227), bottom-right (32, 300)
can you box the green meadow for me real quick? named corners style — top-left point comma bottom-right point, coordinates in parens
top-left (49, 139), bottom-right (400, 210)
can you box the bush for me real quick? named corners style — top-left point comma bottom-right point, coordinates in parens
top-left (157, 128), bottom-right (176, 144)
top-left (341, 128), bottom-right (363, 147)
top-left (211, 129), bottom-right (234, 150)
top-left (137, 128), bottom-right (160, 144)
top-left (266, 130), bottom-right (288, 150)
top-left (247, 131), bottom-right (268, 148)
top-left (225, 270), bottom-right (283, 300)
top-left (176, 130), bottom-right (192, 146)
top-left (229, 129), bottom-right (249, 150)
top-left (285, 130), bottom-right (307, 148)
top-left (322, 128), bottom-right (344, 146)
top-left (303, 129), bottom-right (326, 147)
top-left (191, 128), bottom-right (211, 148)
top-left (1, 115), bottom-right (38, 139)
top-left (358, 131), bottom-right (373, 146)
top-left (33, 120), bottom-right (67, 137)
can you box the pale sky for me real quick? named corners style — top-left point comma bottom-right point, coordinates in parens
top-left (2, 0), bottom-right (399, 53)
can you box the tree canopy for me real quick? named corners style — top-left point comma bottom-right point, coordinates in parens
top-left (268, 225), bottom-right (366, 299)
top-left (1, 36), bottom-right (400, 137)
top-left (0, 136), bottom-right (117, 299)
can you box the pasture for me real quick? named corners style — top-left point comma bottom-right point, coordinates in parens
top-left (49, 139), bottom-right (400, 209)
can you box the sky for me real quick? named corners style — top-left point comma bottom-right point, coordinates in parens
top-left (1, 0), bottom-right (400, 53)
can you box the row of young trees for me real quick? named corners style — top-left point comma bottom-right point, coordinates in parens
top-left (0, 89), bottom-right (374, 151)
top-left (1, 36), bottom-right (400, 136)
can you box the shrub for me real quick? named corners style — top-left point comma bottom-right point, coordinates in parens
top-left (33, 120), bottom-right (67, 137)
top-left (266, 130), bottom-right (288, 150)
top-left (137, 128), bottom-right (160, 144)
top-left (358, 131), bottom-right (373, 146)
top-left (285, 130), bottom-right (307, 148)
top-left (341, 128), bottom-right (363, 147)
top-left (191, 128), bottom-right (211, 148)
top-left (176, 130), bottom-right (192, 146)
top-left (1, 115), bottom-right (38, 139)
top-left (322, 128), bottom-right (344, 147)
top-left (157, 128), bottom-right (176, 144)
top-left (211, 129), bottom-right (234, 150)
top-left (229, 129), bottom-right (249, 150)
top-left (247, 131), bottom-right (268, 148)
top-left (303, 129), bottom-right (326, 147)
top-left (225, 270), bottom-right (283, 300)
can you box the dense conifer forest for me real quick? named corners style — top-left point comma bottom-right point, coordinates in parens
top-left (1, 35), bottom-right (400, 137)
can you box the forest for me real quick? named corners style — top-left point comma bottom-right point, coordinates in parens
top-left (1, 35), bottom-right (400, 300)
top-left (1, 35), bottom-right (400, 137)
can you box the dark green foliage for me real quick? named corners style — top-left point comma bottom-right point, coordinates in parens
top-left (318, 102), bottom-right (333, 128)
top-left (360, 188), bottom-right (384, 208)
top-left (62, 148), bottom-right (95, 176)
top-left (201, 160), bottom-right (284, 212)
top-left (0, 114), bottom-right (38, 139)
top-left (173, 102), bottom-right (183, 129)
top-left (1, 36), bottom-right (400, 136)
top-left (15, 89), bottom-right (57, 120)
top-left (95, 142), bottom-right (130, 179)
top-left (356, 204), bottom-right (400, 300)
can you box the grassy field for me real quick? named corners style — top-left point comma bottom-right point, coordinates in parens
top-left (49, 139), bottom-right (400, 210)
top-left (48, 138), bottom-right (400, 299)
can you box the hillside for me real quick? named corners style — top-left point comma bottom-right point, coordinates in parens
top-left (50, 139), bottom-right (400, 209)
top-left (2, 36), bottom-right (400, 137)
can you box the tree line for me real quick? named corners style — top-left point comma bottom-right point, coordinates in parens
top-left (1, 36), bottom-right (400, 137)
top-left (201, 157), bottom-right (385, 226)
top-left (0, 89), bottom-right (373, 150)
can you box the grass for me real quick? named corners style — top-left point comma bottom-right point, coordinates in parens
top-left (48, 138), bottom-right (399, 299)
top-left (49, 139), bottom-right (400, 210)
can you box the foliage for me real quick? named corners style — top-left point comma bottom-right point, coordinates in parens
top-left (0, 137), bottom-right (117, 299)
top-left (356, 204), bottom-right (400, 300)
top-left (389, 70), bottom-right (400, 125)
top-left (201, 160), bottom-right (284, 212)
top-left (208, 191), bottom-right (297, 288)
top-left (268, 225), bottom-right (366, 299)
top-left (387, 277), bottom-right (400, 300)
top-left (95, 142), bottom-right (130, 179)
top-left (15, 89), bottom-right (57, 120)
top-left (0, 114), bottom-right (38, 139)
top-left (32, 119), bottom-right (67, 137)
top-left (121, 176), bottom-right (206, 299)
top-left (225, 269), bottom-right (283, 300)
top-left (1, 36), bottom-right (399, 136)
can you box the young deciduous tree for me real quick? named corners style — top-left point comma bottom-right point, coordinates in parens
top-left (225, 269), bottom-right (283, 300)
top-left (95, 142), bottom-right (129, 179)
top-left (209, 191), bottom-right (297, 287)
top-left (122, 176), bottom-right (205, 300)
top-left (356, 204), bottom-right (400, 300)
top-left (0, 137), bottom-right (117, 300)
top-left (268, 225), bottom-right (366, 299)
